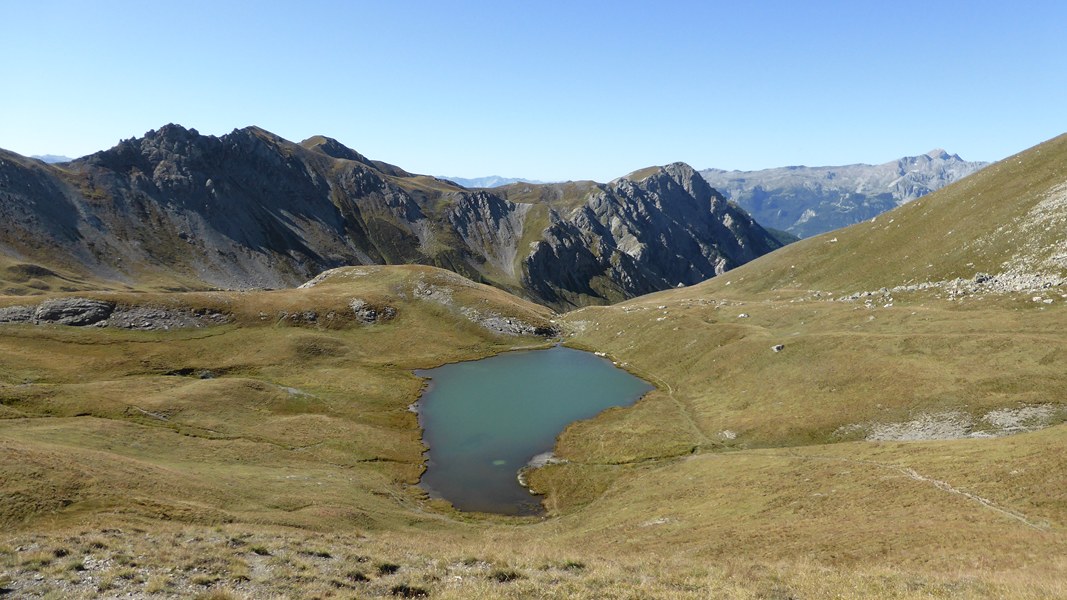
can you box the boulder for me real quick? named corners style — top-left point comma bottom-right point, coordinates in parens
top-left (34, 298), bottom-right (115, 326)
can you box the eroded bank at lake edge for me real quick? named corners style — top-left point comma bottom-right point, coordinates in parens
top-left (414, 345), bottom-right (653, 515)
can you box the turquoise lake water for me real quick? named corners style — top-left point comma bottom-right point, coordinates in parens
top-left (415, 345), bottom-right (653, 515)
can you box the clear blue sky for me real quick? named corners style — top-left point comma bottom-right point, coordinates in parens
top-left (2, 1), bottom-right (1064, 181)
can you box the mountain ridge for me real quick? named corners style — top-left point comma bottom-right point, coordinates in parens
top-left (441, 175), bottom-right (545, 188)
top-left (30, 154), bottom-right (74, 164)
top-left (701, 150), bottom-right (989, 238)
top-left (0, 124), bottom-right (783, 308)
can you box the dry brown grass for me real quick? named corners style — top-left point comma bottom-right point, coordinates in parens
top-left (2, 173), bottom-right (1067, 599)
top-left (3, 524), bottom-right (1065, 598)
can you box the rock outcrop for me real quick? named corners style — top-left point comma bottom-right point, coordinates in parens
top-left (0, 125), bottom-right (784, 309)
top-left (349, 299), bottom-right (397, 324)
top-left (34, 298), bottom-right (115, 325)
top-left (0, 297), bottom-right (228, 330)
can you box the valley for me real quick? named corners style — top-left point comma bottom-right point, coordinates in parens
top-left (1, 133), bottom-right (1066, 598)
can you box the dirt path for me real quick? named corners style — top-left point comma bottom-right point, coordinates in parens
top-left (641, 370), bottom-right (714, 449)
top-left (772, 450), bottom-right (1053, 532)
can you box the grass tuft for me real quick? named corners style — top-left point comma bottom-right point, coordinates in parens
top-left (19, 551), bottom-right (53, 569)
top-left (191, 574), bottom-right (221, 586)
top-left (489, 568), bottom-right (524, 583)
top-left (390, 583), bottom-right (430, 597)
top-left (144, 574), bottom-right (170, 593)
top-left (377, 562), bottom-right (401, 576)
top-left (347, 569), bottom-right (370, 582)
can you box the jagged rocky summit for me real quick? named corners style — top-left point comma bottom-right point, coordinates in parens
top-left (0, 125), bottom-right (783, 309)
top-left (701, 149), bottom-right (988, 238)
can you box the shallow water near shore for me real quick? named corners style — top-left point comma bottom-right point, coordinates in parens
top-left (416, 345), bottom-right (653, 515)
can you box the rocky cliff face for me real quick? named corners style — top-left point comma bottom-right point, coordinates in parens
top-left (0, 125), bottom-right (783, 308)
top-left (701, 150), bottom-right (988, 238)
top-left (522, 164), bottom-right (780, 305)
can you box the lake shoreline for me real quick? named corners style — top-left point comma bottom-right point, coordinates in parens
top-left (412, 344), bottom-right (652, 515)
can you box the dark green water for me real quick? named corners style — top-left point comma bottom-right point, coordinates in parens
top-left (415, 345), bottom-right (652, 515)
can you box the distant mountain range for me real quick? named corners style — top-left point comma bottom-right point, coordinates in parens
top-left (31, 154), bottom-right (73, 164)
top-left (0, 125), bottom-right (783, 308)
top-left (440, 175), bottom-right (545, 188)
top-left (700, 150), bottom-right (989, 238)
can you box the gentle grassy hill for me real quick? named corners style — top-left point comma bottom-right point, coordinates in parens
top-left (0, 255), bottom-right (109, 297)
top-left (0, 266), bottom-right (556, 530)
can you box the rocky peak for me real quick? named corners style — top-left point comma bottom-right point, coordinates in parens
top-left (301, 135), bottom-right (372, 164)
top-left (150, 123), bottom-right (199, 139)
top-left (659, 162), bottom-right (718, 204)
top-left (523, 159), bottom-right (783, 307)
top-left (86, 124), bottom-right (209, 173)
top-left (610, 162), bottom-right (722, 216)
top-left (139, 124), bottom-right (210, 160)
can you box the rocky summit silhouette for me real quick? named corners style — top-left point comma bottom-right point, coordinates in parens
top-left (0, 124), bottom-right (783, 308)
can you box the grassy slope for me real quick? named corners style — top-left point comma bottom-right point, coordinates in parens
top-left (708, 132), bottom-right (1067, 295)
top-left (0, 255), bottom-right (113, 297)
top-left (528, 134), bottom-right (1067, 592)
top-left (3, 134), bottom-right (1067, 598)
top-left (0, 266), bottom-right (554, 530)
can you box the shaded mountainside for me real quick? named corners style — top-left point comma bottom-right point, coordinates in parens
top-left (0, 125), bottom-right (783, 308)
top-left (506, 165), bottom-right (781, 306)
top-left (701, 149), bottom-right (988, 238)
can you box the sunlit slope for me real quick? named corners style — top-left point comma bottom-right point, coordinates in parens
top-left (543, 132), bottom-right (1067, 455)
top-left (0, 254), bottom-right (114, 297)
top-left (531, 133), bottom-right (1067, 580)
top-left (542, 132), bottom-right (1067, 460)
top-left (556, 294), bottom-right (1067, 455)
top-left (538, 427), bottom-right (1067, 568)
top-left (0, 265), bottom-right (555, 531)
top-left (698, 132), bottom-right (1067, 296)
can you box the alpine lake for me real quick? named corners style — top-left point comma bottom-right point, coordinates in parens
top-left (415, 345), bottom-right (653, 515)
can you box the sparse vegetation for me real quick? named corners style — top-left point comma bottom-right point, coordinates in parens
top-left (18, 551), bottom-right (53, 569)
top-left (144, 574), bottom-right (170, 593)
top-left (194, 590), bottom-right (241, 600)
